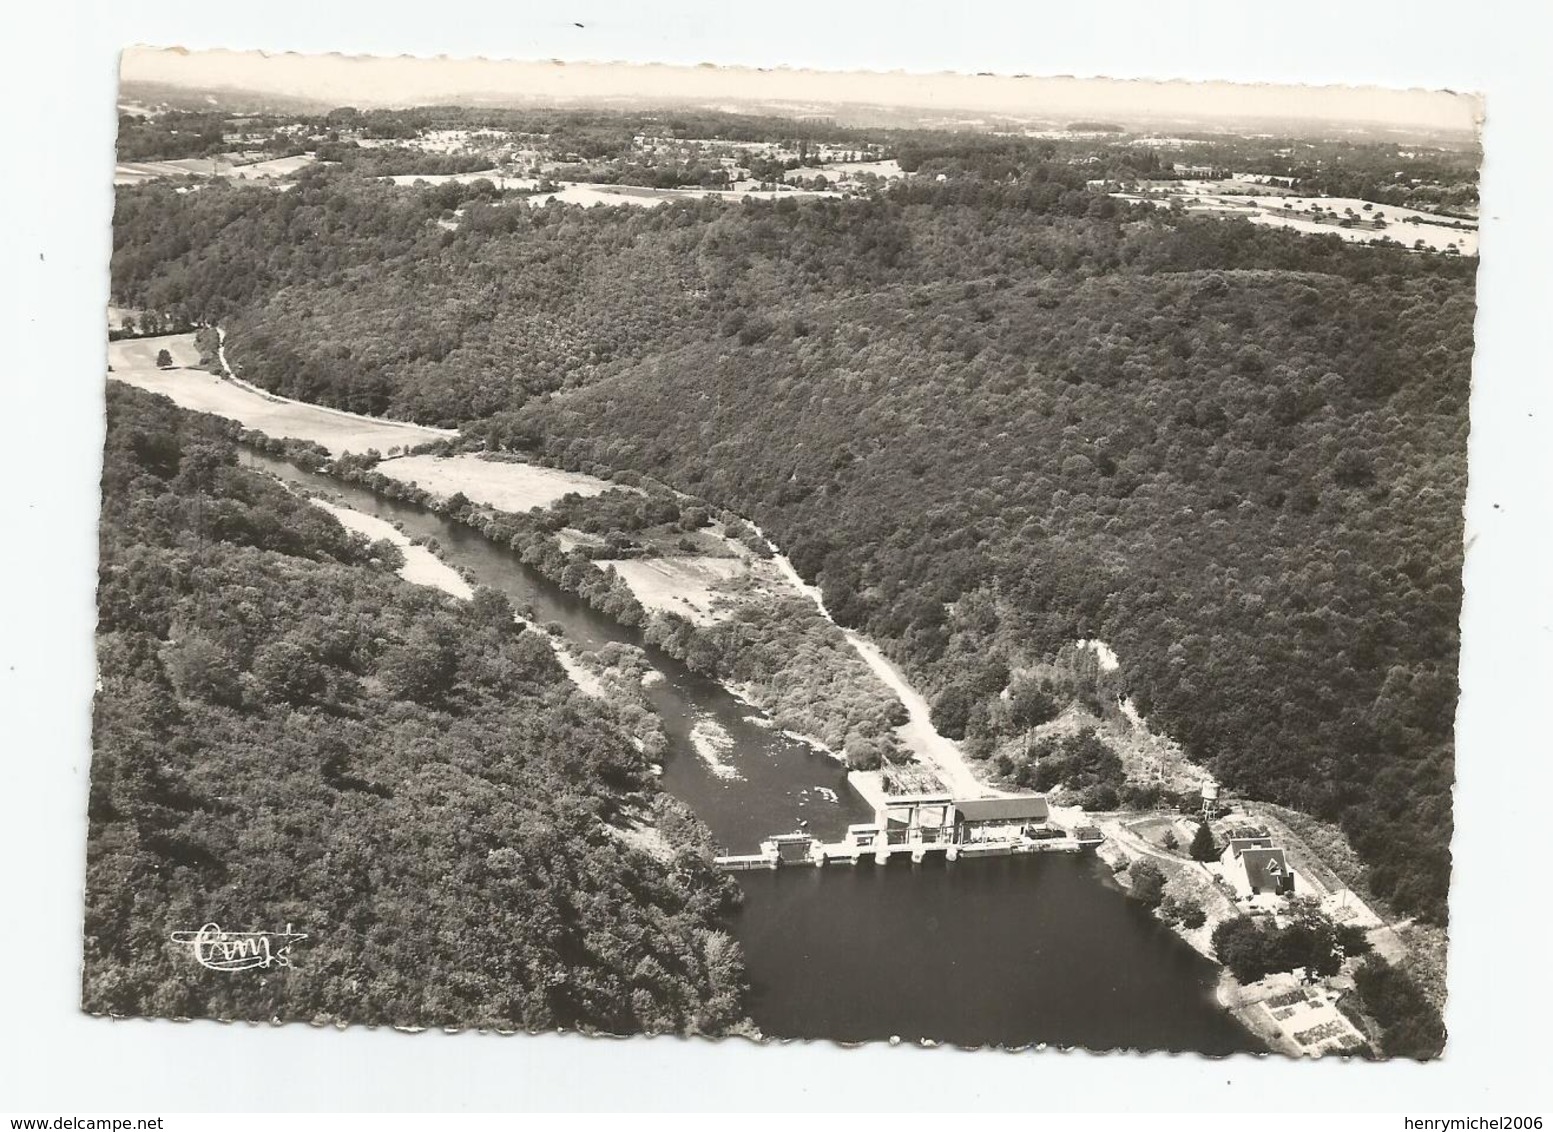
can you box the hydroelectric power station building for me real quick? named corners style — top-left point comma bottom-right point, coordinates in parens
top-left (715, 791), bottom-right (1088, 870)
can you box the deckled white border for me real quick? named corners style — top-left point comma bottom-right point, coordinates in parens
top-left (2, 0), bottom-right (1548, 1113)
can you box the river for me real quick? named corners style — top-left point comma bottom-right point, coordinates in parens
top-left (241, 450), bottom-right (1260, 1054)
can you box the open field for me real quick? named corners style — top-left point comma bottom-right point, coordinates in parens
top-left (114, 154), bottom-right (316, 187)
top-left (526, 181), bottom-right (841, 210)
top-left (536, 182), bottom-right (717, 208)
top-left (115, 159), bottom-right (222, 185)
top-left (1112, 182), bottom-right (1477, 254)
top-left (786, 159), bottom-right (904, 181)
top-left (110, 333), bottom-right (202, 369)
top-left (233, 154), bottom-right (317, 179)
top-left (599, 556), bottom-right (752, 626)
top-left (1248, 196), bottom-right (1476, 254)
top-left (107, 305), bottom-right (145, 332)
top-left (416, 181), bottom-right (853, 223)
top-left (554, 527), bottom-right (608, 552)
top-left (375, 453), bottom-right (617, 511)
top-left (108, 333), bottom-right (453, 456)
top-left (382, 169), bottom-right (506, 186)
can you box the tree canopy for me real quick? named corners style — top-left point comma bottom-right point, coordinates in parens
top-left (109, 158), bottom-right (1473, 924)
top-left (87, 385), bottom-right (748, 1034)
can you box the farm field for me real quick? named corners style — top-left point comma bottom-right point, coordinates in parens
top-left (374, 453), bottom-right (617, 511)
top-left (1112, 181), bottom-right (1477, 254)
top-left (114, 159), bottom-right (224, 185)
top-left (518, 181), bottom-right (842, 210)
top-left (110, 333), bottom-right (201, 369)
top-left (381, 169), bottom-right (506, 186)
top-left (599, 555), bottom-right (753, 626)
top-left (107, 333), bottom-right (452, 456)
top-left (232, 154), bottom-right (317, 179)
top-left (1248, 195), bottom-right (1476, 254)
top-left (787, 158), bottom-right (904, 181)
top-left (114, 153), bottom-right (316, 187)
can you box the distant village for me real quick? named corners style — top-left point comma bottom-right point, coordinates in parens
top-left (114, 104), bottom-right (1478, 256)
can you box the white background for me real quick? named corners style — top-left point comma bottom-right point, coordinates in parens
top-left (2, 0), bottom-right (1549, 1113)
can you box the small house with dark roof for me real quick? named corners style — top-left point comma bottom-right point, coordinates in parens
top-left (1221, 836), bottom-right (1275, 862)
top-left (1228, 846), bottom-right (1295, 898)
top-left (954, 795), bottom-right (1050, 842)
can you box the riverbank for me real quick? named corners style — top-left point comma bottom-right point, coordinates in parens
top-left (188, 332), bottom-right (917, 777)
top-left (287, 481), bottom-right (608, 700)
top-left (111, 338), bottom-right (991, 794)
top-left (749, 520), bottom-right (1000, 798)
top-left (88, 384), bottom-right (752, 1038)
top-left (235, 445), bottom-right (1266, 1054)
top-left (1096, 809), bottom-right (1379, 1057)
top-left (117, 346), bottom-right (1368, 1056)
top-left (1094, 820), bottom-right (1282, 1050)
top-left (1215, 970), bottom-right (1302, 1057)
top-left (309, 498), bottom-right (473, 598)
top-left (310, 451), bottom-right (920, 766)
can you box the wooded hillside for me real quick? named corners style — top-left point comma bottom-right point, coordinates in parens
top-left (87, 385), bottom-right (747, 1032)
top-left (110, 165), bottom-right (1474, 923)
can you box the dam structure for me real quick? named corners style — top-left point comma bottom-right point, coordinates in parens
top-left (714, 791), bottom-right (1104, 870)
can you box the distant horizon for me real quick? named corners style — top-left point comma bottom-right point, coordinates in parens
top-left (121, 47), bottom-right (1483, 140)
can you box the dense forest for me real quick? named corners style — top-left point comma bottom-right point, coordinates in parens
top-left (116, 111), bottom-right (232, 161)
top-left (86, 385), bottom-right (748, 1033)
top-left (109, 150), bottom-right (1474, 924)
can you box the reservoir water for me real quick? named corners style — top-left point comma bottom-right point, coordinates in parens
top-left (242, 451), bottom-right (1261, 1054)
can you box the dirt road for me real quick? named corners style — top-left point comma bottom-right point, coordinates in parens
top-left (754, 523), bottom-right (1000, 798)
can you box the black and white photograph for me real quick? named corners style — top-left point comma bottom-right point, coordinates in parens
top-left (86, 46), bottom-right (1476, 1058)
top-left (4, 2), bottom-right (1551, 1116)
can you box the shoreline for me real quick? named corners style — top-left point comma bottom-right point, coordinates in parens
top-left (1214, 970), bottom-right (1301, 1058)
top-left (110, 343), bottom-right (996, 799)
top-left (724, 682), bottom-right (842, 762)
top-left (247, 433), bottom-right (1280, 1054)
top-left (748, 520), bottom-right (1003, 799)
top-left (290, 485), bottom-right (609, 700)
top-left (1095, 824), bottom-right (1278, 1053)
top-left (184, 383), bottom-right (1350, 1060)
top-left (1096, 815), bottom-right (1376, 1058)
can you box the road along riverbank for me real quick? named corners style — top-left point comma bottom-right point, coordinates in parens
top-left (750, 521), bottom-right (1000, 798)
top-left (235, 447), bottom-right (1263, 1052)
top-left (113, 346), bottom-right (1278, 1051)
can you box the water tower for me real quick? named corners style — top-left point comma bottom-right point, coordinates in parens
top-left (1200, 778), bottom-right (1220, 822)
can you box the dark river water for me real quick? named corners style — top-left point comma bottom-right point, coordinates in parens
top-left (242, 451), bottom-right (1260, 1054)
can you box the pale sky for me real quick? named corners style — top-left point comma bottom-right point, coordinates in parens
top-left (122, 46), bottom-right (1482, 137)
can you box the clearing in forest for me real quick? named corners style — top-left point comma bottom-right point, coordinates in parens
top-left (107, 333), bottom-right (452, 456)
top-left (376, 454), bottom-right (619, 512)
top-left (600, 555), bottom-right (753, 626)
